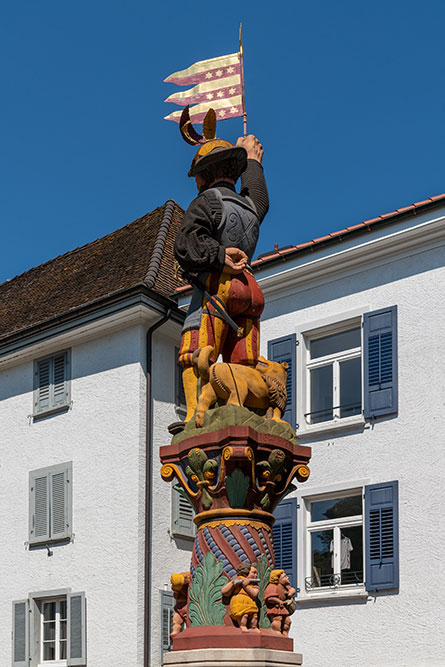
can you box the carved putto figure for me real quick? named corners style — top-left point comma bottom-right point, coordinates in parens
top-left (170, 572), bottom-right (191, 636)
top-left (221, 562), bottom-right (260, 632)
top-left (264, 569), bottom-right (296, 636)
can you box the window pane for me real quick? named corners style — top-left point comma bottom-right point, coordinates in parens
top-left (311, 495), bottom-right (362, 521)
top-left (340, 357), bottom-right (362, 417)
top-left (59, 599), bottom-right (67, 620)
top-left (43, 642), bottom-right (56, 660)
top-left (43, 601), bottom-right (56, 621)
top-left (310, 365), bottom-right (333, 423)
top-left (60, 640), bottom-right (67, 660)
top-left (60, 620), bottom-right (67, 640)
top-left (43, 622), bottom-right (56, 641)
top-left (310, 328), bottom-right (361, 359)
top-left (309, 530), bottom-right (333, 588)
top-left (339, 525), bottom-right (364, 585)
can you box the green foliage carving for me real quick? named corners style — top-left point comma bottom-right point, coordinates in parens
top-left (226, 468), bottom-right (250, 508)
top-left (259, 449), bottom-right (287, 509)
top-left (188, 552), bottom-right (227, 626)
top-left (255, 554), bottom-right (271, 628)
top-left (185, 448), bottom-right (218, 510)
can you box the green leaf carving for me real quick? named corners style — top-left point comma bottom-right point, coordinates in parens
top-left (188, 552), bottom-right (227, 626)
top-left (225, 468), bottom-right (250, 508)
top-left (256, 554), bottom-right (271, 628)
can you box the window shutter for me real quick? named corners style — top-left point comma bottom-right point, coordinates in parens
top-left (29, 471), bottom-right (50, 544)
top-left (365, 481), bottom-right (399, 592)
top-left (268, 334), bottom-right (296, 428)
top-left (12, 600), bottom-right (29, 667)
top-left (160, 590), bottom-right (174, 654)
top-left (363, 306), bottom-right (398, 418)
top-left (35, 358), bottom-right (51, 413)
top-left (68, 592), bottom-right (86, 666)
top-left (272, 498), bottom-right (298, 592)
top-left (51, 464), bottom-right (71, 540)
top-left (172, 486), bottom-right (195, 538)
top-left (53, 352), bottom-right (68, 407)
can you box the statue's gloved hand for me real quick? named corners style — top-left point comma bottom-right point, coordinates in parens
top-left (224, 247), bottom-right (247, 274)
top-left (236, 134), bottom-right (264, 164)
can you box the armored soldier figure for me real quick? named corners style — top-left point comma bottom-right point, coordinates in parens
top-left (174, 112), bottom-right (269, 423)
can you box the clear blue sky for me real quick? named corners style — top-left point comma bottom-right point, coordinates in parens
top-left (1, 1), bottom-right (444, 284)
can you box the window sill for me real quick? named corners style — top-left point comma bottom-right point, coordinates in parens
top-left (297, 414), bottom-right (367, 439)
top-left (297, 588), bottom-right (369, 603)
top-left (38, 661), bottom-right (67, 666)
top-left (33, 404), bottom-right (70, 420)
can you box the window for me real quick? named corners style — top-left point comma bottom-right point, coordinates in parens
top-left (34, 350), bottom-right (71, 417)
top-left (171, 485), bottom-right (195, 539)
top-left (306, 491), bottom-right (363, 590)
top-left (174, 347), bottom-right (186, 417)
top-left (41, 598), bottom-right (67, 662)
top-left (273, 481), bottom-right (399, 602)
top-left (160, 590), bottom-right (174, 655)
top-left (307, 326), bottom-right (361, 424)
top-left (269, 306), bottom-right (398, 435)
top-left (29, 463), bottom-right (72, 545)
top-left (12, 591), bottom-right (86, 666)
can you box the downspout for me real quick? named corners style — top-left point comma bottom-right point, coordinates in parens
top-left (144, 308), bottom-right (171, 667)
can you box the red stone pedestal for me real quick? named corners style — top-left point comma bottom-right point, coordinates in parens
top-left (172, 626), bottom-right (294, 652)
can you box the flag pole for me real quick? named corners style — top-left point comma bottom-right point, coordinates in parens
top-left (239, 23), bottom-right (247, 137)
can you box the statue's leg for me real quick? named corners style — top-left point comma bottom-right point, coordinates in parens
top-left (195, 383), bottom-right (218, 427)
top-left (227, 376), bottom-right (249, 407)
top-left (178, 329), bottom-right (200, 422)
top-left (239, 613), bottom-right (249, 632)
top-left (171, 611), bottom-right (183, 636)
top-left (249, 613), bottom-right (260, 632)
top-left (282, 617), bottom-right (291, 637)
top-left (270, 615), bottom-right (282, 634)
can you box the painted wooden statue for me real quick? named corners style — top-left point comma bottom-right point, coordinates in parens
top-left (221, 562), bottom-right (260, 632)
top-left (264, 569), bottom-right (297, 636)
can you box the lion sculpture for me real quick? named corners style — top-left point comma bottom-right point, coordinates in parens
top-left (192, 345), bottom-right (288, 428)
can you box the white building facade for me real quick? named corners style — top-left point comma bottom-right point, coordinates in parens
top-left (2, 194), bottom-right (444, 667)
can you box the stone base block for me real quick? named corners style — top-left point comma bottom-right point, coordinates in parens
top-left (172, 627), bottom-right (293, 652)
top-left (163, 647), bottom-right (303, 667)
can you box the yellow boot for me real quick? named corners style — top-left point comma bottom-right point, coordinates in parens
top-left (182, 366), bottom-right (199, 422)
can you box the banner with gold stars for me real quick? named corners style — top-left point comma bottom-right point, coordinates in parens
top-left (164, 52), bottom-right (243, 124)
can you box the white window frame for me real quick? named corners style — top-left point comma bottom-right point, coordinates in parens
top-left (39, 597), bottom-right (67, 666)
top-left (296, 480), bottom-right (370, 603)
top-left (296, 307), bottom-right (369, 437)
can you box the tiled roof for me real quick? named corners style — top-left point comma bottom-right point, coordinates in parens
top-left (0, 200), bottom-right (185, 343)
top-left (253, 193), bottom-right (445, 266)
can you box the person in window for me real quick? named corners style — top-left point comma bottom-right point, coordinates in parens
top-left (174, 121), bottom-right (269, 426)
top-left (221, 562), bottom-right (260, 632)
top-left (170, 571), bottom-right (191, 636)
top-left (264, 569), bottom-right (296, 636)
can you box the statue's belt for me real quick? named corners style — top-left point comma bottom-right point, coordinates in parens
top-left (184, 271), bottom-right (244, 338)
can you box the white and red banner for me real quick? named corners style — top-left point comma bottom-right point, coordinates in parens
top-left (164, 53), bottom-right (243, 124)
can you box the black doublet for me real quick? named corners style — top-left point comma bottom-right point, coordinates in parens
top-left (174, 160), bottom-right (269, 273)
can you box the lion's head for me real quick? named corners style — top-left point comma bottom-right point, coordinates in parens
top-left (255, 357), bottom-right (288, 413)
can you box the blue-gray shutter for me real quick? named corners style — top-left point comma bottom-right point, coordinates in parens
top-left (365, 481), bottom-right (399, 591)
top-left (29, 470), bottom-right (50, 544)
top-left (160, 590), bottom-right (174, 654)
top-left (68, 592), bottom-right (86, 666)
top-left (172, 486), bottom-right (195, 538)
top-left (53, 352), bottom-right (69, 407)
top-left (12, 600), bottom-right (29, 667)
top-left (50, 465), bottom-right (71, 540)
top-left (35, 358), bottom-right (51, 413)
top-left (268, 334), bottom-right (296, 428)
top-left (272, 498), bottom-right (298, 592)
top-left (363, 306), bottom-right (398, 418)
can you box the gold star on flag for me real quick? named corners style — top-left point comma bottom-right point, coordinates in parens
top-left (226, 66), bottom-right (234, 74)
top-left (229, 88), bottom-right (236, 95)
top-left (205, 72), bottom-right (213, 79)
top-left (216, 70), bottom-right (223, 77)
top-left (219, 110), bottom-right (226, 117)
top-left (216, 91), bottom-right (223, 98)
top-left (230, 107), bottom-right (237, 114)
top-left (206, 93), bottom-right (214, 100)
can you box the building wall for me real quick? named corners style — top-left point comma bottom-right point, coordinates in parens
top-left (1, 325), bottom-right (148, 666)
top-left (260, 244), bottom-right (445, 667)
